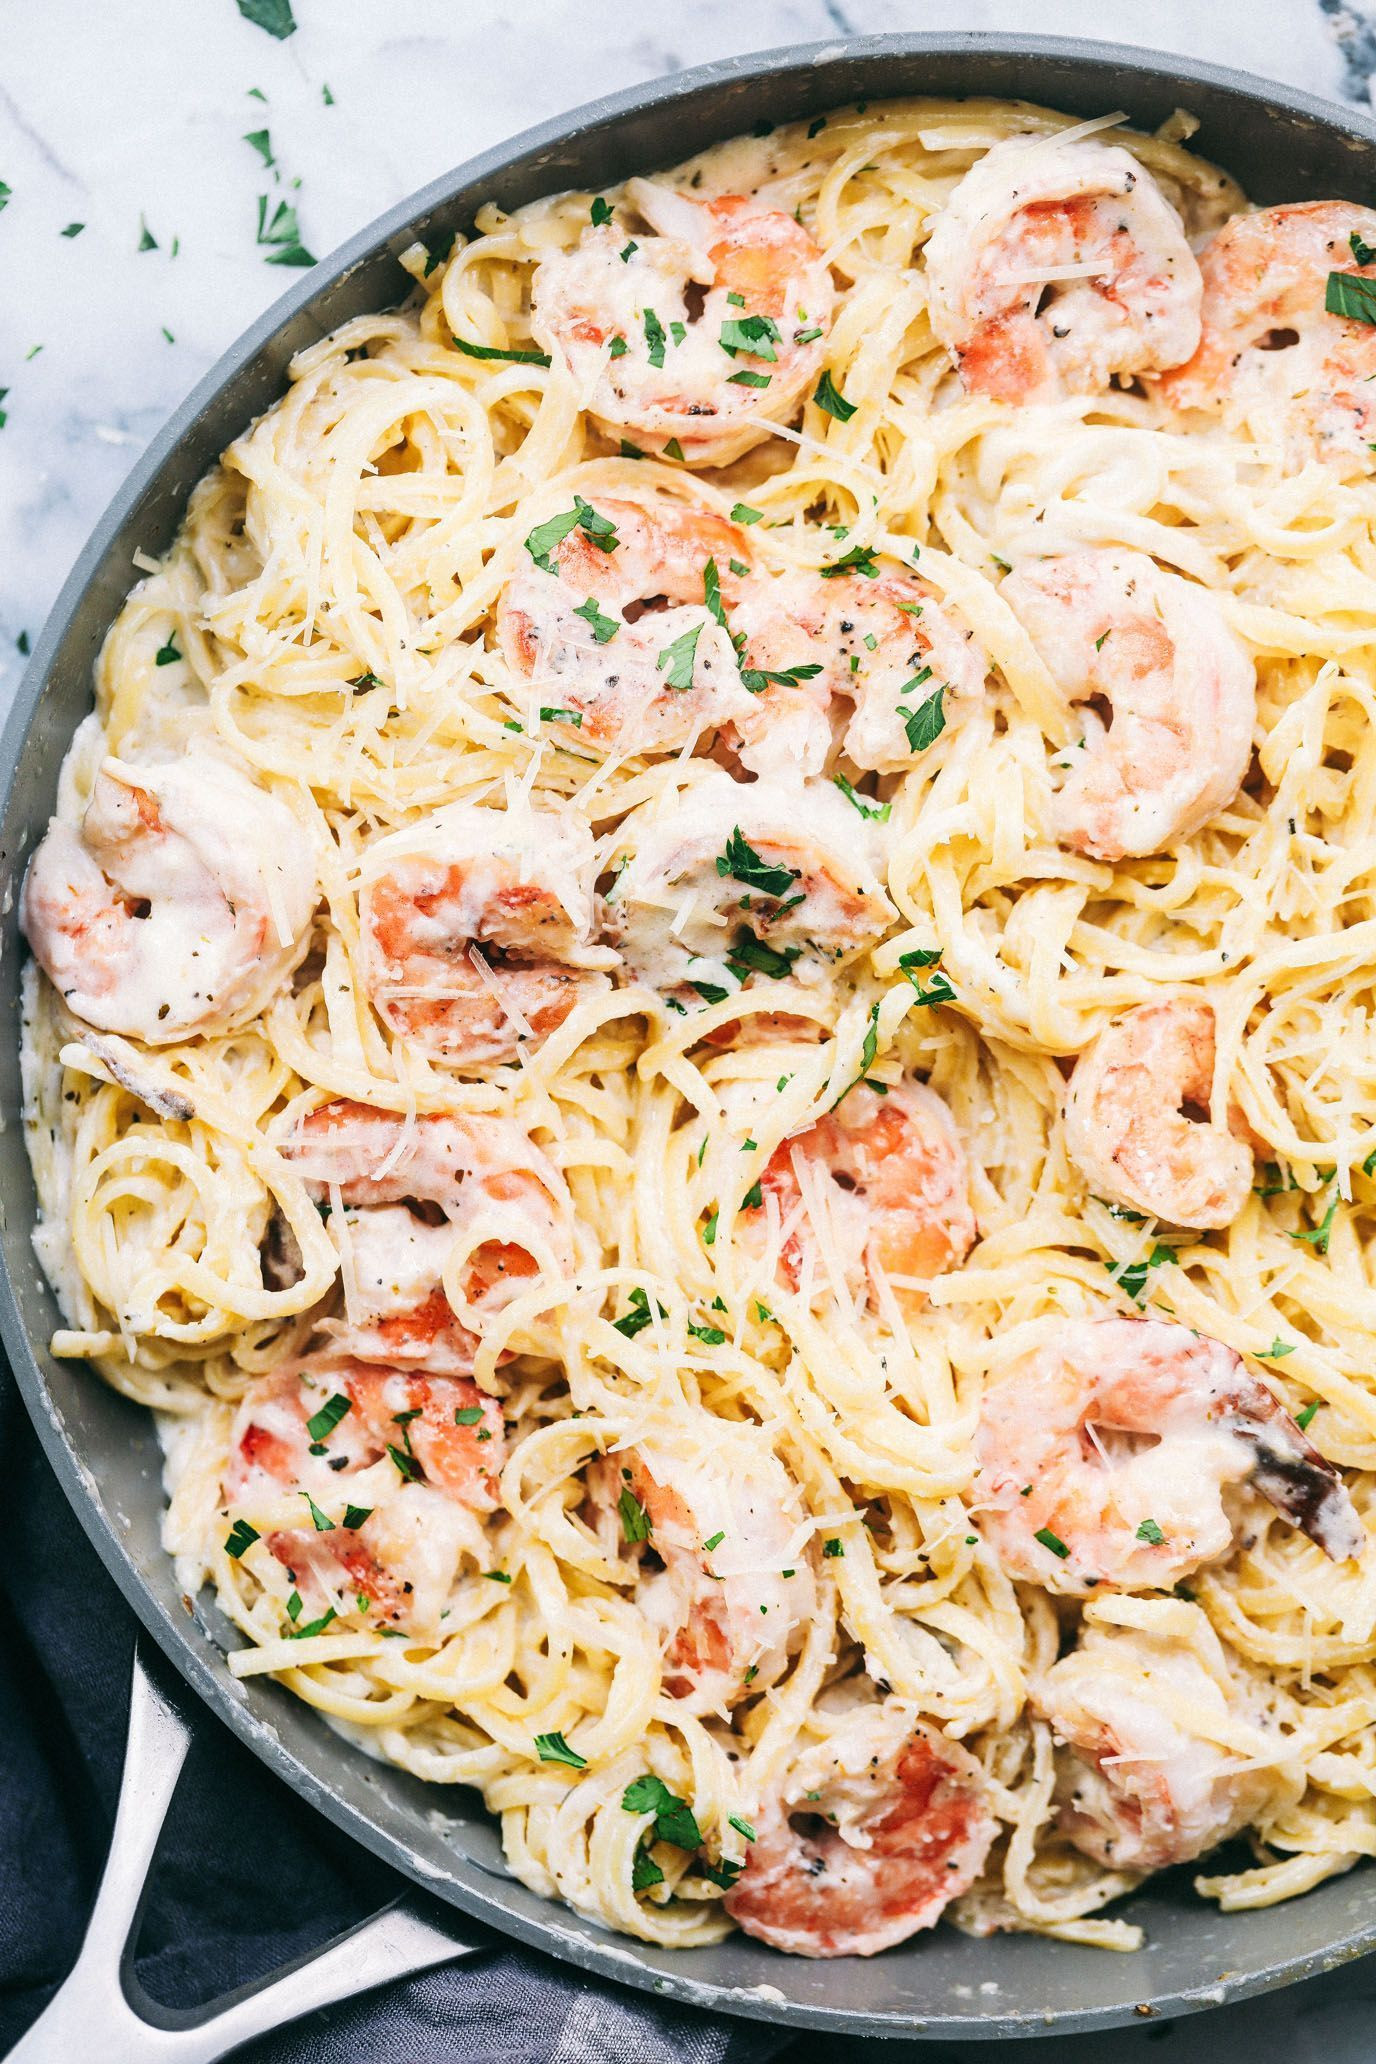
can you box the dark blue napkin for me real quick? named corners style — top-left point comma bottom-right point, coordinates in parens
top-left (0, 1365), bottom-right (793, 2063)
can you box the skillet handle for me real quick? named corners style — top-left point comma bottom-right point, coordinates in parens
top-left (8, 1643), bottom-right (479, 2064)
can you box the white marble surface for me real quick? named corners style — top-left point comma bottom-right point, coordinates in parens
top-left (5, 1), bottom-right (1376, 2055)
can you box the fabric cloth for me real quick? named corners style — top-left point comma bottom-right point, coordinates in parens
top-left (0, 1363), bottom-right (795, 2063)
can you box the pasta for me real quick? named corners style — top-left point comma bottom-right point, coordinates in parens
top-left (19, 92), bottom-right (1376, 1960)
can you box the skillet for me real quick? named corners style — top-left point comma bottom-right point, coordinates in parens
top-left (6, 33), bottom-right (1376, 2041)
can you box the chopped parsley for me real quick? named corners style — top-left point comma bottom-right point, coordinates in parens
top-left (899, 946), bottom-right (955, 1007)
top-left (452, 336), bottom-right (552, 366)
top-left (1289, 1195), bottom-right (1339, 1255)
top-left (619, 240), bottom-right (638, 263)
top-left (730, 502), bottom-right (764, 525)
top-left (301, 1491), bottom-right (336, 1532)
top-left (1034, 1526), bottom-right (1069, 1559)
top-left (631, 1841), bottom-right (664, 1892)
top-left (1261, 1339), bottom-right (1296, 1360)
top-left (703, 1531), bottom-right (726, 1552)
top-left (822, 1536), bottom-right (844, 1558)
top-left (236, 0), bottom-right (297, 35)
top-left (224, 1519), bottom-right (260, 1558)
top-left (703, 556), bottom-right (727, 629)
top-left (716, 827), bottom-right (799, 899)
top-left (590, 196), bottom-right (613, 226)
top-left (728, 1814), bottom-right (756, 1842)
top-left (288, 1607), bottom-right (338, 1639)
top-left (1135, 1518), bottom-right (1165, 1546)
top-left (643, 308), bottom-right (667, 368)
top-left (0, 183), bottom-right (10, 212)
top-left (719, 312), bottom-right (780, 361)
top-left (524, 496), bottom-right (619, 574)
top-left (1325, 271), bottom-right (1376, 324)
top-left (657, 623), bottom-right (701, 689)
top-left (897, 682), bottom-right (946, 753)
top-left (622, 1774), bottom-right (703, 1850)
top-left (305, 1392), bottom-right (352, 1443)
top-left (741, 1181), bottom-right (763, 1209)
top-left (1107, 1243), bottom-right (1179, 1304)
top-left (820, 543), bottom-right (879, 580)
top-left (703, 1210), bottom-right (719, 1247)
top-left (814, 369), bottom-right (856, 421)
top-left (1352, 230), bottom-right (1376, 266)
top-left (386, 1442), bottom-right (421, 1483)
top-left (664, 435), bottom-right (685, 458)
top-left (540, 704), bottom-right (583, 727)
top-left (688, 1319), bottom-right (727, 1346)
top-left (154, 636), bottom-right (182, 667)
top-left (1296, 1400), bottom-right (1321, 1432)
top-left (737, 660), bottom-right (823, 695)
top-left (725, 927), bottom-right (800, 982)
top-left (613, 1286), bottom-right (667, 1339)
top-left (727, 368), bottom-right (771, 387)
top-left (454, 1404), bottom-right (485, 1425)
top-left (534, 1731), bottom-right (587, 1769)
top-left (255, 195), bottom-right (314, 267)
top-left (60, 221), bottom-right (84, 239)
top-left (243, 128), bottom-right (275, 169)
top-left (833, 773), bottom-right (890, 821)
top-left (341, 1504), bottom-right (372, 1530)
top-left (609, 336), bottom-right (629, 359)
top-left (619, 1487), bottom-right (652, 1543)
top-left (484, 1569), bottom-right (513, 1583)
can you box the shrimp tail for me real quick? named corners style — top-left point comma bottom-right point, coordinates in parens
top-left (1240, 1420), bottom-right (1365, 1562)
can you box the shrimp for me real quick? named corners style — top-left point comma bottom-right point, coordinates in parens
top-left (1066, 999), bottom-right (1254, 1229)
top-left (533, 177), bottom-right (835, 464)
top-left (282, 1100), bottom-right (571, 1373)
top-left (1033, 1611), bottom-right (1301, 1872)
top-left (22, 747), bottom-right (316, 1043)
top-left (972, 1317), bottom-right (1363, 1596)
top-left (924, 134), bottom-right (1202, 403)
top-left (1002, 549), bottom-right (1255, 861)
top-left (495, 491), bottom-right (759, 755)
top-left (225, 1352), bottom-right (506, 1638)
top-left (605, 768), bottom-right (894, 1008)
top-left (729, 563), bottom-right (988, 777)
top-left (741, 1080), bottom-right (976, 1307)
top-left (589, 1419), bottom-right (816, 1716)
top-left (1159, 203), bottom-right (1376, 471)
top-left (358, 795), bottom-right (618, 1066)
top-left (723, 1692), bottom-right (997, 1957)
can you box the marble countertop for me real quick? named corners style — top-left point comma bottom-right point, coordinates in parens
top-left (5, 2), bottom-right (1376, 2057)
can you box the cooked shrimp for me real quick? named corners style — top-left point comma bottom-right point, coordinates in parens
top-left (924, 134), bottom-right (1202, 403)
top-left (496, 491), bottom-right (759, 754)
top-left (533, 177), bottom-right (835, 464)
top-left (283, 1099), bottom-right (571, 1373)
top-left (1160, 202), bottom-right (1376, 471)
top-left (973, 1317), bottom-right (1363, 1596)
top-left (1002, 549), bottom-right (1255, 860)
top-left (1034, 1612), bottom-right (1300, 1872)
top-left (225, 1353), bottom-right (505, 1637)
top-left (724, 1693), bottom-right (997, 1956)
top-left (359, 795), bottom-right (618, 1066)
top-left (22, 747), bottom-right (316, 1043)
top-left (1066, 999), bottom-right (1254, 1228)
top-left (589, 1420), bottom-right (816, 1716)
top-left (605, 769), bottom-right (894, 1007)
top-left (741, 1080), bottom-right (976, 1307)
top-left (729, 564), bottom-right (988, 777)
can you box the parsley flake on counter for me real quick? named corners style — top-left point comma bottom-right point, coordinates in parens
top-left (534, 1731), bottom-right (588, 1769)
top-left (60, 222), bottom-right (84, 239)
top-left (236, 0), bottom-right (297, 36)
top-left (0, 182), bottom-right (10, 211)
top-left (256, 195), bottom-right (314, 267)
top-left (138, 215), bottom-right (159, 252)
top-left (243, 128), bottom-right (275, 168)
top-left (322, 82), bottom-right (335, 105)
